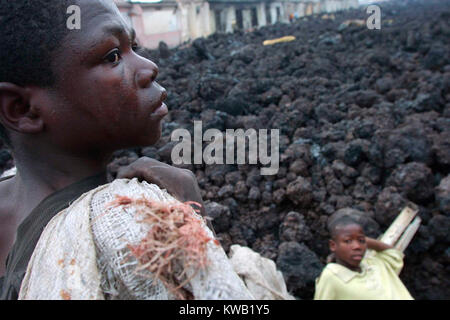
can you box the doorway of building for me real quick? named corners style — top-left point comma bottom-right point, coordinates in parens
top-left (236, 9), bottom-right (244, 29)
top-left (265, 5), bottom-right (272, 24)
top-left (251, 7), bottom-right (258, 27)
top-left (215, 10), bottom-right (225, 32)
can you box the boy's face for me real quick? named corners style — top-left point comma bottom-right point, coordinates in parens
top-left (42, 0), bottom-right (167, 154)
top-left (329, 223), bottom-right (367, 271)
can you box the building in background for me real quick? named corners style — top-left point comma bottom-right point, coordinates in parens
top-left (114, 0), bottom-right (359, 48)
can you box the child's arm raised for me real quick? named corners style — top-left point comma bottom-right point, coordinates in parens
top-left (366, 237), bottom-right (393, 252)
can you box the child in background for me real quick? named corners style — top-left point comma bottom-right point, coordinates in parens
top-left (314, 215), bottom-right (413, 300)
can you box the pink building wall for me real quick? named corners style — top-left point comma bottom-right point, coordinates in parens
top-left (115, 1), bottom-right (182, 49)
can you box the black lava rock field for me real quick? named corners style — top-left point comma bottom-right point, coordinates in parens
top-left (1, 0), bottom-right (449, 299)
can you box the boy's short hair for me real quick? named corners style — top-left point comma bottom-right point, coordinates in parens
top-left (0, 0), bottom-right (73, 146)
top-left (327, 215), bottom-right (362, 240)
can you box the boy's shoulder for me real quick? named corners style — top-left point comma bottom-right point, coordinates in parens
top-left (0, 174), bottom-right (15, 215)
top-left (320, 263), bottom-right (366, 284)
top-left (317, 263), bottom-right (341, 283)
top-left (0, 174), bottom-right (21, 236)
top-left (0, 174), bottom-right (24, 233)
top-left (367, 248), bottom-right (405, 275)
top-left (0, 174), bottom-right (20, 275)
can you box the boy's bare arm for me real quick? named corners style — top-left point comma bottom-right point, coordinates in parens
top-left (366, 237), bottom-right (393, 252)
top-left (114, 157), bottom-right (217, 235)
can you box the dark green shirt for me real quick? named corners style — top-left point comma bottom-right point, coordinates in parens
top-left (0, 171), bottom-right (107, 300)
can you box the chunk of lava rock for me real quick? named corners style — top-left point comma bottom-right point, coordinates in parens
top-left (279, 211), bottom-right (313, 243)
top-left (428, 215), bottom-right (450, 242)
top-left (276, 241), bottom-right (323, 299)
top-left (286, 177), bottom-right (313, 207)
top-left (432, 131), bottom-right (450, 167)
top-left (375, 186), bottom-right (409, 227)
top-left (386, 162), bottom-right (435, 204)
top-left (436, 175), bottom-right (450, 216)
top-left (205, 201), bottom-right (231, 233)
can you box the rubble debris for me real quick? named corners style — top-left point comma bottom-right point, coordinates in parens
top-left (1, 0), bottom-right (448, 300)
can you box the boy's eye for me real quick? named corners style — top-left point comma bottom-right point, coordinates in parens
top-left (104, 49), bottom-right (121, 64)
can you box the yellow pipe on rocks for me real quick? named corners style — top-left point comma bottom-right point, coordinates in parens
top-left (263, 36), bottom-right (296, 46)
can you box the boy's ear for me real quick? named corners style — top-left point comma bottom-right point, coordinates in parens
top-left (329, 239), bottom-right (336, 252)
top-left (0, 82), bottom-right (44, 134)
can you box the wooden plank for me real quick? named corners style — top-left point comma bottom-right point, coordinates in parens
top-left (379, 206), bottom-right (418, 246)
top-left (395, 216), bottom-right (422, 253)
top-left (364, 205), bottom-right (419, 259)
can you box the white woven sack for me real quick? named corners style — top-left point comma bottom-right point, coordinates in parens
top-left (19, 178), bottom-right (254, 300)
top-left (18, 184), bottom-right (106, 300)
top-left (229, 245), bottom-right (296, 300)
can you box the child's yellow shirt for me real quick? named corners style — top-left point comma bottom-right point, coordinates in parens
top-left (314, 249), bottom-right (413, 300)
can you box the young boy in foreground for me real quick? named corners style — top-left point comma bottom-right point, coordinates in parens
top-left (0, 0), bottom-right (209, 299)
top-left (314, 215), bottom-right (413, 300)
